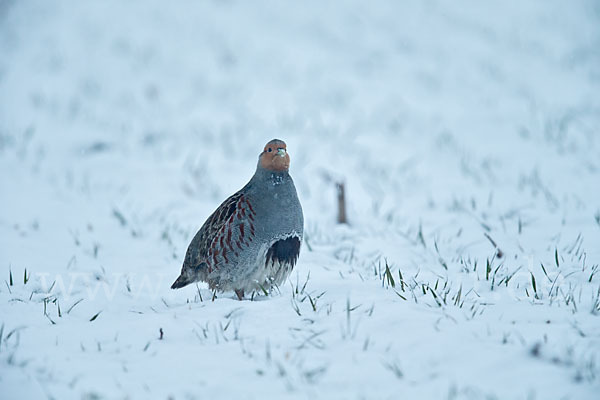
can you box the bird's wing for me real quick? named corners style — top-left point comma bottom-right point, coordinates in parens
top-left (183, 190), bottom-right (257, 273)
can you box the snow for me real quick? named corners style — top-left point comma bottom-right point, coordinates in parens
top-left (1, 0), bottom-right (600, 398)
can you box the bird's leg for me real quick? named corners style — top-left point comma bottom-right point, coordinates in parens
top-left (234, 289), bottom-right (244, 301)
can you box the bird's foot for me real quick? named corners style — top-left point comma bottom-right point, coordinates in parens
top-left (234, 289), bottom-right (245, 301)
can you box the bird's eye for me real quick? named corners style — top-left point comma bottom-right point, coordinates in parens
top-left (268, 148), bottom-right (272, 152)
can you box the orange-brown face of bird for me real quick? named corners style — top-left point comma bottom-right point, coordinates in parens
top-left (259, 139), bottom-right (290, 172)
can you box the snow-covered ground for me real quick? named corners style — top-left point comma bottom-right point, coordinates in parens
top-left (1, 0), bottom-right (600, 398)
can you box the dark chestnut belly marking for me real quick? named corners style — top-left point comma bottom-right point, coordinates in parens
top-left (265, 236), bottom-right (301, 268)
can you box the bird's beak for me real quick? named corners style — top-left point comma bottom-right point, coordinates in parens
top-left (277, 148), bottom-right (286, 157)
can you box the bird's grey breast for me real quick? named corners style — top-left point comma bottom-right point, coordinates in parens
top-left (249, 172), bottom-right (303, 238)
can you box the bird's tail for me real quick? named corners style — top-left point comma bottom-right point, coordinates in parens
top-left (170, 273), bottom-right (192, 289)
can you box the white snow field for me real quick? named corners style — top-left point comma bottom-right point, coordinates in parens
top-left (1, 0), bottom-right (600, 399)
